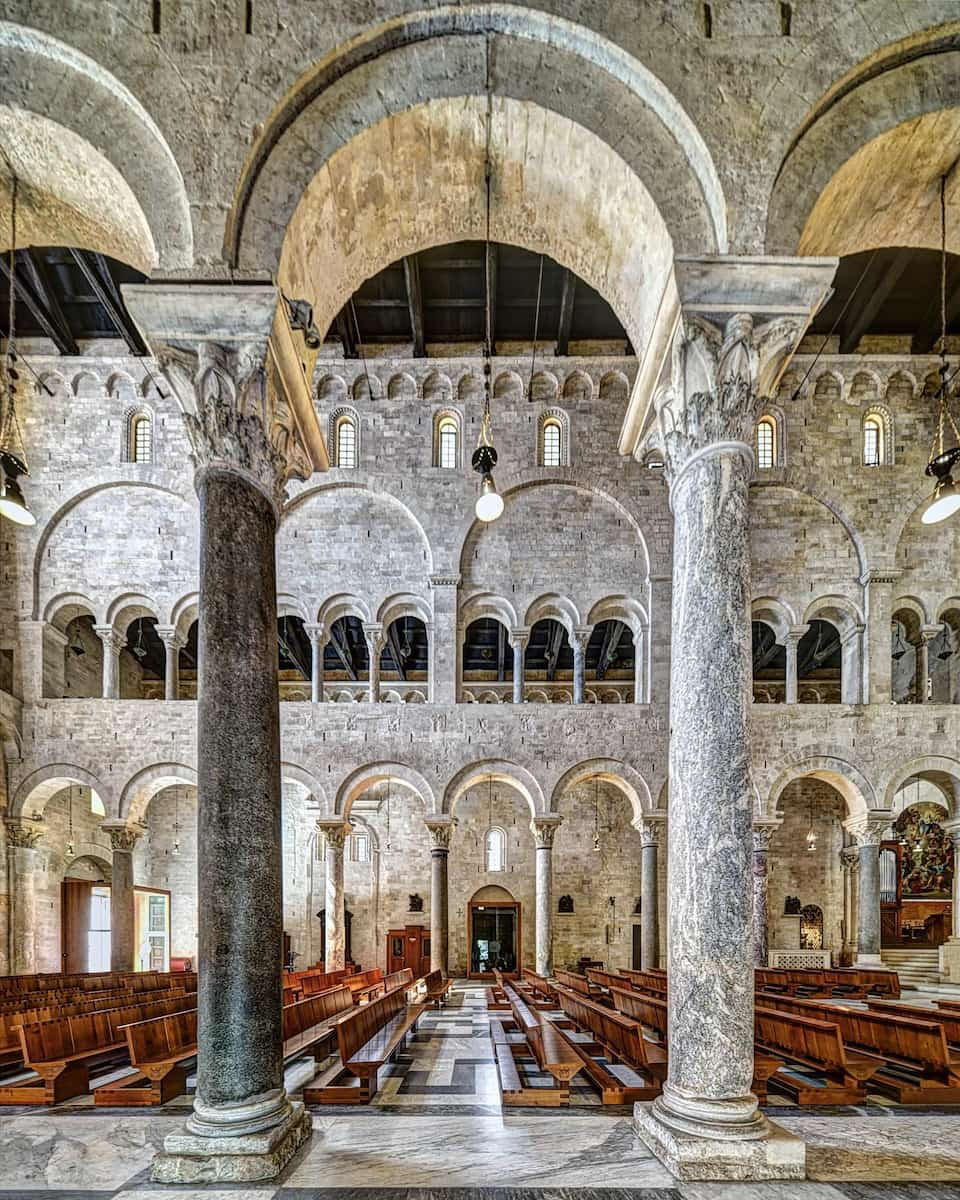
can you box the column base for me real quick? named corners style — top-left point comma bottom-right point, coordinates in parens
top-left (634, 1102), bottom-right (805, 1182)
top-left (854, 953), bottom-right (885, 967)
top-left (152, 1102), bottom-right (312, 1184)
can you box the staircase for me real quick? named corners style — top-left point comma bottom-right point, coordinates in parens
top-left (880, 947), bottom-right (942, 989)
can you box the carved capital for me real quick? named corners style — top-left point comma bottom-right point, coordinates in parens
top-left (154, 625), bottom-right (187, 651)
top-left (752, 826), bottom-right (774, 853)
top-left (572, 625), bottom-right (593, 654)
top-left (425, 817), bottom-right (456, 851)
top-left (104, 822), bottom-right (145, 853)
top-left (843, 814), bottom-right (890, 848)
top-left (318, 820), bottom-right (351, 850)
top-left (429, 573), bottom-right (461, 589)
top-left (840, 846), bottom-right (860, 872)
top-left (303, 622), bottom-right (329, 649)
top-left (633, 817), bottom-right (664, 848)
top-left (509, 626), bottom-right (531, 650)
top-left (362, 623), bottom-right (385, 654)
top-left (93, 625), bottom-right (126, 655)
top-left (531, 815), bottom-right (563, 849)
top-left (5, 818), bottom-right (44, 849)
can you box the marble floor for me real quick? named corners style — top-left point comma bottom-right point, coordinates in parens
top-left (3, 984), bottom-right (960, 1199)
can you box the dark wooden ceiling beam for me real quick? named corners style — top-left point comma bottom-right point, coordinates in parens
top-left (69, 249), bottom-right (148, 355)
top-left (596, 620), bottom-right (625, 681)
top-left (545, 621), bottom-right (564, 682)
top-left (329, 623), bottom-right (358, 681)
top-left (496, 621), bottom-right (507, 683)
top-left (839, 249), bottom-right (910, 354)
top-left (386, 621), bottom-right (408, 681)
top-left (556, 269), bottom-right (576, 357)
top-left (0, 252), bottom-right (79, 355)
top-left (915, 279), bottom-right (960, 354)
top-left (20, 251), bottom-right (80, 356)
top-left (402, 254), bottom-right (425, 357)
top-left (335, 309), bottom-right (358, 358)
top-left (484, 242), bottom-right (498, 353)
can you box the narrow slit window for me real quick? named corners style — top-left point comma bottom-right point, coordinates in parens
top-left (438, 418), bottom-right (458, 469)
top-left (485, 827), bottom-right (506, 873)
top-left (132, 414), bottom-right (152, 463)
top-left (337, 417), bottom-right (357, 468)
top-left (863, 416), bottom-right (881, 467)
top-left (542, 420), bottom-right (562, 467)
top-left (756, 417), bottom-right (775, 470)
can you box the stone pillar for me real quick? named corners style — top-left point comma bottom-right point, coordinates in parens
top-left (634, 627), bottom-right (647, 703)
top-left (918, 625), bottom-right (941, 703)
top-left (363, 623), bottom-right (384, 703)
top-left (783, 625), bottom-right (807, 705)
top-left (16, 619), bottom-right (52, 702)
top-left (861, 570), bottom-right (899, 704)
top-left (752, 824), bottom-right (778, 968)
top-left (632, 258), bottom-right (835, 1181)
top-left (6, 819), bottom-right (43, 973)
top-left (425, 817), bottom-right (455, 975)
top-left (94, 626), bottom-right (125, 699)
top-left (320, 821), bottom-right (350, 972)
top-left (839, 846), bottom-right (859, 965)
top-left (304, 623), bottom-right (327, 703)
top-left (531, 815), bottom-right (562, 976)
top-left (634, 817), bottom-right (663, 970)
top-left (509, 627), bottom-right (529, 704)
top-left (939, 821), bottom-right (960, 982)
top-left (572, 625), bottom-right (592, 704)
top-left (123, 283), bottom-right (324, 1182)
top-left (429, 574), bottom-right (460, 704)
top-left (156, 625), bottom-right (186, 701)
top-left (840, 625), bottom-right (865, 704)
top-left (102, 823), bottom-right (143, 972)
top-left (845, 818), bottom-right (888, 965)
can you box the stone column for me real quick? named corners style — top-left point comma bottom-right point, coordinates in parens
top-left (840, 625), bottom-right (865, 704)
top-left (572, 625), bottom-right (592, 704)
top-left (425, 817), bottom-right (455, 975)
top-left (17, 619), bottom-right (52, 702)
top-left (363, 623), bottom-right (384, 703)
top-left (845, 818), bottom-right (888, 965)
top-left (752, 824), bottom-right (778, 968)
top-left (123, 283), bottom-right (324, 1182)
top-left (633, 257), bottom-right (835, 1181)
top-left (861, 570), bottom-right (899, 704)
top-left (93, 626), bottom-right (125, 699)
top-left (319, 821), bottom-right (350, 971)
top-left (918, 625), bottom-right (941, 703)
top-left (102, 822), bottom-right (143, 972)
top-left (939, 821), bottom-right (960, 982)
top-left (783, 625), bottom-right (807, 705)
top-left (304, 623), bottom-right (327, 703)
top-left (156, 626), bottom-right (186, 701)
top-left (634, 817), bottom-right (663, 970)
top-left (429, 574), bottom-right (460, 704)
top-left (509, 627), bottom-right (529, 704)
top-left (839, 846), bottom-right (859, 964)
top-left (531, 815), bottom-right (562, 976)
top-left (6, 819), bottom-right (44, 973)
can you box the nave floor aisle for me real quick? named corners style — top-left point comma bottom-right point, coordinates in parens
top-left (3, 983), bottom-right (960, 1199)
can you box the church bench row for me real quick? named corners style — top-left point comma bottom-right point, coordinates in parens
top-left (868, 999), bottom-right (960, 1046)
top-left (0, 992), bottom-right (197, 1105)
top-left (345, 968), bottom-right (386, 1003)
top-left (755, 967), bottom-right (899, 999)
top-left (620, 968), bottom-right (668, 997)
top-left (305, 971), bottom-right (424, 1104)
top-left (554, 969), bottom-right (602, 1001)
top-left (605, 984), bottom-right (783, 1103)
top-left (758, 993), bottom-right (960, 1103)
top-left (0, 973), bottom-right (196, 1014)
top-left (753, 1005), bottom-right (881, 1104)
top-left (519, 968), bottom-right (556, 1007)
top-left (285, 965), bottom-right (357, 1001)
top-left (491, 981), bottom-right (584, 1106)
top-left (422, 969), bottom-right (453, 1007)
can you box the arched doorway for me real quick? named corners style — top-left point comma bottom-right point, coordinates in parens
top-left (467, 884), bottom-right (520, 980)
top-left (62, 853), bottom-right (112, 973)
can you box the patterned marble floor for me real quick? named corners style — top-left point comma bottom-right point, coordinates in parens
top-left (3, 983), bottom-right (960, 1199)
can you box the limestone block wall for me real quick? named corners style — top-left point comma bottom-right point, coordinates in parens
top-left (134, 786), bottom-right (198, 965)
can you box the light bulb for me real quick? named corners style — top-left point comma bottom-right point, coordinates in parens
top-left (475, 473), bottom-right (504, 522)
top-left (922, 478), bottom-right (960, 524)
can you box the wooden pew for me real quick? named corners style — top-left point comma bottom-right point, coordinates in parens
top-left (304, 980), bottom-right (426, 1104)
top-left (586, 966), bottom-right (632, 1003)
top-left (422, 969), bottom-right (453, 1008)
top-left (868, 999), bottom-right (960, 1048)
top-left (490, 983), bottom-right (583, 1106)
top-left (0, 993), bottom-right (196, 1105)
top-left (519, 968), bottom-right (556, 1006)
top-left (620, 968), bottom-right (668, 997)
top-left (345, 968), bottom-right (386, 1004)
top-left (552, 983), bottom-right (662, 1103)
top-left (759, 993), bottom-right (959, 1103)
top-left (486, 969), bottom-right (512, 1012)
top-left (554, 969), bottom-right (601, 1000)
top-left (754, 1005), bottom-right (880, 1104)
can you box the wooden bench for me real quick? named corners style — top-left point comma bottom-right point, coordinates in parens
top-left (754, 1005), bottom-right (880, 1104)
top-left (490, 983), bottom-right (583, 1106)
top-left (759, 993), bottom-right (958, 1103)
top-left (620, 968), bottom-right (668, 997)
top-left (422, 969), bottom-right (453, 1008)
top-left (304, 982), bottom-right (426, 1104)
top-left (554, 969), bottom-right (601, 1000)
top-left (519, 968), bottom-right (557, 1007)
top-left (868, 999), bottom-right (960, 1048)
top-left (345, 968), bottom-right (386, 1004)
top-left (586, 966), bottom-right (633, 1003)
top-left (552, 983), bottom-right (662, 1103)
top-left (0, 992), bottom-right (196, 1105)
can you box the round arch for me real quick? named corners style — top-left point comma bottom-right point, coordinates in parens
top-left (378, 593), bottom-right (433, 630)
top-left (882, 757), bottom-right (960, 818)
top-left (751, 596), bottom-right (797, 644)
top-left (550, 759), bottom-right (654, 825)
top-left (524, 594), bottom-right (582, 639)
top-left (11, 764), bottom-right (110, 820)
top-left (443, 760), bottom-right (546, 819)
top-left (334, 762), bottom-right (436, 820)
top-left (586, 596), bottom-right (649, 639)
top-left (317, 593), bottom-right (373, 628)
top-left (43, 592), bottom-right (101, 629)
top-left (766, 754), bottom-right (878, 823)
top-left (459, 592), bottom-right (519, 632)
top-left (106, 592), bottom-right (162, 630)
top-left (119, 762), bottom-right (197, 825)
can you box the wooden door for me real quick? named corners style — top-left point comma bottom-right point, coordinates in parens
top-left (386, 925), bottom-right (429, 974)
top-left (61, 880), bottom-right (92, 972)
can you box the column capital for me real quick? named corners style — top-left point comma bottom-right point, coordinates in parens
top-left (361, 623), bottom-right (385, 654)
top-left (843, 814), bottom-right (891, 847)
top-left (840, 623), bottom-right (865, 648)
top-left (303, 622), bottom-right (329, 648)
top-left (509, 626), bottom-right (531, 649)
top-left (530, 814), bottom-right (563, 849)
top-left (784, 624), bottom-right (810, 646)
top-left (572, 624), bottom-right (593, 652)
top-left (317, 819), bottom-right (352, 849)
top-left (122, 284), bottom-right (328, 512)
top-left (5, 817), bottom-right (44, 848)
top-left (632, 814), bottom-right (665, 847)
top-left (425, 816), bottom-right (457, 850)
top-left (840, 845), bottom-right (860, 871)
top-left (154, 625), bottom-right (187, 650)
top-left (92, 625), bottom-right (126, 654)
top-left (752, 820), bottom-right (780, 852)
top-left (429, 572), bottom-right (461, 589)
top-left (102, 821), bottom-right (146, 852)
top-left (920, 623), bottom-right (945, 644)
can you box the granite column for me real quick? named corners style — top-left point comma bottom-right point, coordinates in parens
top-left (103, 823), bottom-right (142, 972)
top-left (634, 817), bottom-right (662, 970)
top-left (783, 626), bottom-right (807, 704)
top-left (572, 626), bottom-right (591, 705)
top-left (531, 816), bottom-right (562, 976)
top-left (752, 826), bottom-right (776, 968)
top-left (320, 821), bottom-right (350, 971)
top-left (5, 820), bottom-right (43, 973)
top-left (839, 846), bottom-right (859, 964)
top-left (156, 626), bottom-right (186, 700)
top-left (847, 821), bottom-right (885, 965)
top-left (425, 818), bottom-right (455, 975)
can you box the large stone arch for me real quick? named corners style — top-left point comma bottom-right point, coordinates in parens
top-left (334, 762), bottom-right (437, 820)
top-left (881, 757), bottom-right (960, 818)
top-left (765, 754), bottom-right (878, 824)
top-left (11, 763), bottom-right (111, 820)
top-left (120, 762), bottom-right (197, 825)
top-left (550, 759), bottom-right (654, 824)
top-left (766, 25), bottom-right (960, 254)
top-left (0, 20), bottom-right (192, 270)
top-left (443, 759), bottom-right (545, 819)
top-left (228, 6), bottom-right (725, 274)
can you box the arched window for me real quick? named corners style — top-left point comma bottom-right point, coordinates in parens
top-left (330, 409), bottom-right (359, 469)
top-left (124, 409), bottom-right (153, 463)
top-left (433, 411), bottom-right (462, 468)
top-left (485, 827), bottom-right (506, 873)
top-left (863, 415), bottom-right (882, 467)
top-left (756, 416), bottom-right (776, 470)
top-left (538, 409), bottom-right (570, 467)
